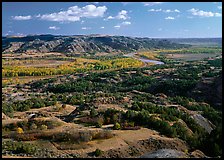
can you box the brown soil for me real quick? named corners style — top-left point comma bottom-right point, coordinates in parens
top-left (57, 128), bottom-right (188, 158)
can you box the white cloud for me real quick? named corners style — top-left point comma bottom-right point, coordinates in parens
top-left (121, 21), bottom-right (131, 25)
top-left (35, 14), bottom-right (41, 18)
top-left (143, 2), bottom-right (163, 6)
top-left (106, 10), bottom-right (129, 20)
top-left (49, 26), bottom-right (60, 30)
top-left (174, 9), bottom-right (180, 13)
top-left (163, 9), bottom-right (180, 13)
top-left (114, 21), bottom-right (131, 29)
top-left (117, 10), bottom-right (129, 20)
top-left (148, 9), bottom-right (162, 12)
top-left (81, 27), bottom-right (91, 30)
top-left (16, 33), bottom-right (25, 36)
top-left (12, 15), bottom-right (32, 20)
top-left (164, 9), bottom-right (172, 13)
top-left (214, 13), bottom-right (222, 17)
top-left (100, 26), bottom-right (105, 29)
top-left (114, 25), bottom-right (121, 29)
top-left (188, 8), bottom-right (222, 17)
top-left (218, 6), bottom-right (222, 10)
top-left (165, 16), bottom-right (175, 20)
top-left (149, 9), bottom-right (180, 13)
top-left (40, 4), bottom-right (107, 22)
top-left (106, 16), bottom-right (114, 20)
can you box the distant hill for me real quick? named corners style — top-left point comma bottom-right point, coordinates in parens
top-left (166, 38), bottom-right (222, 47)
top-left (2, 34), bottom-right (190, 54)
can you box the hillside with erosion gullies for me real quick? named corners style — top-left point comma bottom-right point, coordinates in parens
top-left (2, 34), bottom-right (190, 54)
top-left (2, 35), bottom-right (222, 158)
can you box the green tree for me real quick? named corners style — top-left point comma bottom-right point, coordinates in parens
top-left (90, 108), bottom-right (98, 117)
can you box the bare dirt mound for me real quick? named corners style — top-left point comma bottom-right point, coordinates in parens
top-left (2, 112), bottom-right (10, 120)
top-left (99, 136), bottom-right (188, 158)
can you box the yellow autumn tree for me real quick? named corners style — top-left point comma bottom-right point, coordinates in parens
top-left (17, 127), bottom-right (24, 134)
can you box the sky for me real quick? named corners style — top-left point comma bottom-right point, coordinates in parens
top-left (2, 2), bottom-right (222, 38)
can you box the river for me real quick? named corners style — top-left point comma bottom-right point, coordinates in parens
top-left (124, 52), bottom-right (164, 65)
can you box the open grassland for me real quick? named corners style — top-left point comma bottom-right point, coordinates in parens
top-left (156, 47), bottom-right (222, 54)
top-left (3, 59), bottom-right (72, 68)
top-left (164, 53), bottom-right (221, 61)
top-left (2, 52), bottom-right (65, 59)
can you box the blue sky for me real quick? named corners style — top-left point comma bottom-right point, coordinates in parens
top-left (2, 2), bottom-right (222, 38)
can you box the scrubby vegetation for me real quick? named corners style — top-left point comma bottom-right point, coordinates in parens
top-left (2, 41), bottom-right (222, 158)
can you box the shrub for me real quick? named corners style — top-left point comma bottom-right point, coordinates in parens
top-left (94, 148), bottom-right (103, 157)
top-left (40, 124), bottom-right (48, 130)
top-left (92, 131), bottom-right (113, 140)
top-left (52, 104), bottom-right (61, 112)
top-left (129, 122), bottom-right (135, 127)
top-left (2, 103), bottom-right (14, 118)
top-left (62, 104), bottom-right (67, 109)
top-left (90, 108), bottom-right (98, 117)
top-left (112, 114), bottom-right (119, 123)
top-left (96, 116), bottom-right (104, 128)
top-left (15, 133), bottom-right (37, 141)
top-left (30, 123), bottom-right (38, 130)
top-left (113, 122), bottom-right (121, 130)
top-left (45, 120), bottom-right (62, 129)
top-left (79, 132), bottom-right (93, 142)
